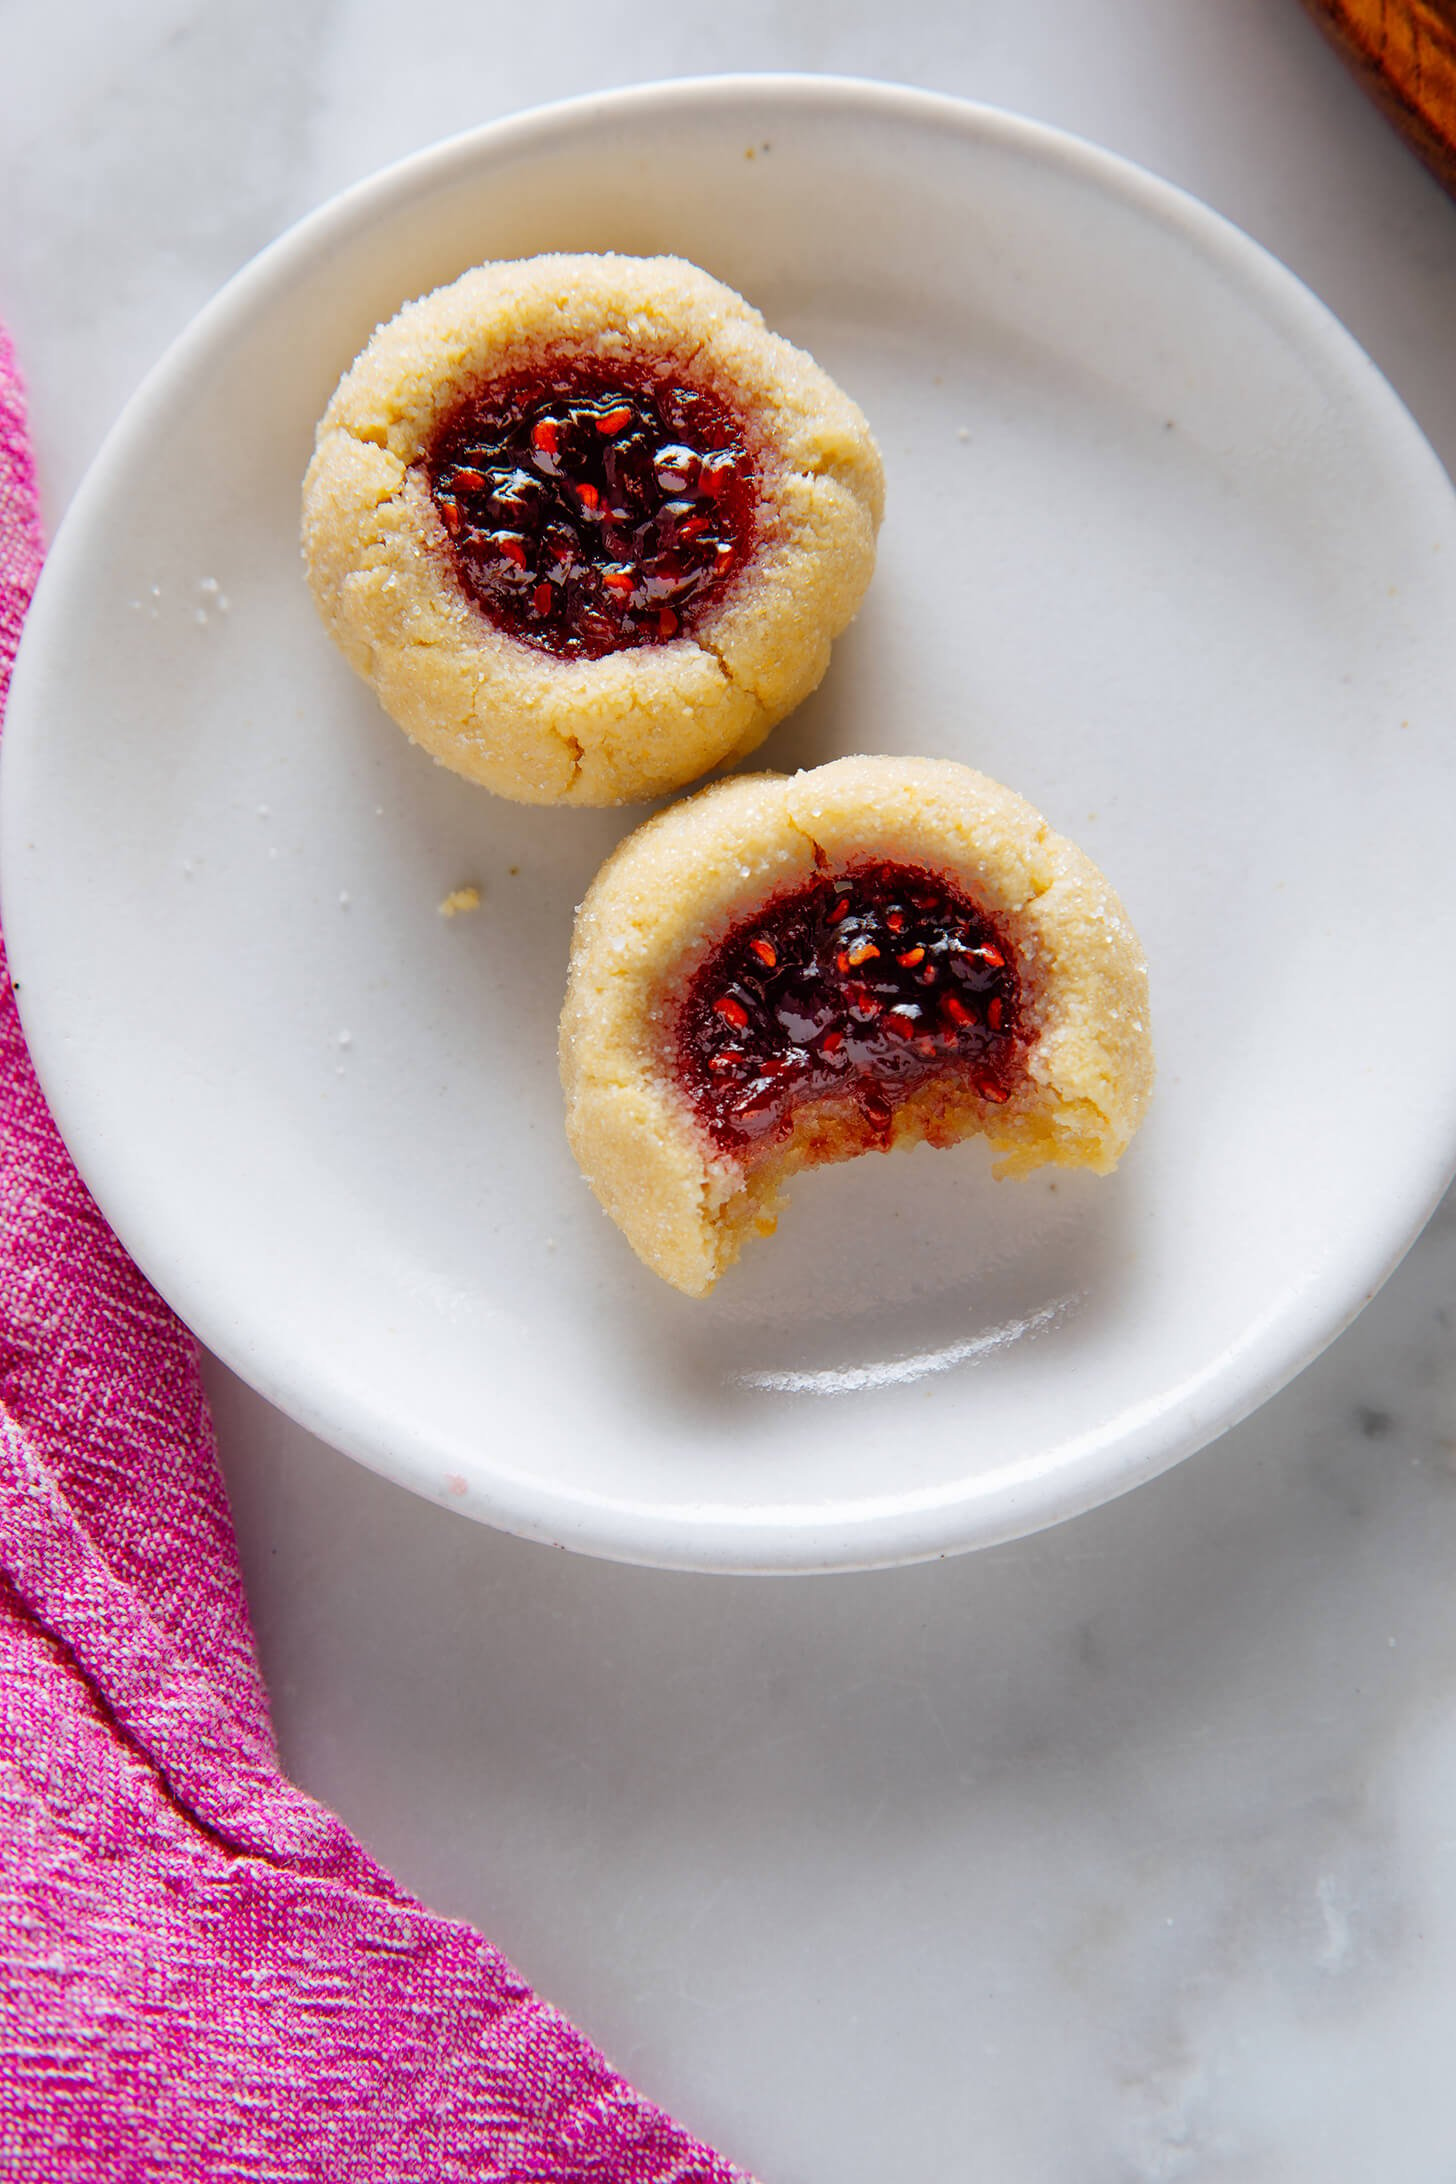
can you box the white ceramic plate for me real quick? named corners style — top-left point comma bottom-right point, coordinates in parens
top-left (6, 78), bottom-right (1456, 1572)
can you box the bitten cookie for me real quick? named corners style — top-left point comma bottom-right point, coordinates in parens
top-left (302, 254), bottom-right (884, 806)
top-left (559, 755), bottom-right (1154, 1296)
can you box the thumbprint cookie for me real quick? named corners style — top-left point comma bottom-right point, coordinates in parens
top-left (559, 756), bottom-right (1153, 1294)
top-left (303, 254), bottom-right (883, 806)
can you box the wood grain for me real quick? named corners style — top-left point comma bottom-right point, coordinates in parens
top-left (1301, 0), bottom-right (1456, 195)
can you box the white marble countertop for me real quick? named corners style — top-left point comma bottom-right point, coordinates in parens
top-left (6, 4), bottom-right (1456, 2177)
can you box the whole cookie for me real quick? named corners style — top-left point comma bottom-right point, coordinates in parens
top-left (559, 756), bottom-right (1154, 1295)
top-left (302, 254), bottom-right (884, 806)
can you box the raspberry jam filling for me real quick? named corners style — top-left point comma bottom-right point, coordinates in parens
top-left (428, 361), bottom-right (757, 660)
top-left (676, 861), bottom-right (1026, 1157)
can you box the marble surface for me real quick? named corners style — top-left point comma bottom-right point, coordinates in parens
top-left (5, 3), bottom-right (1456, 2177)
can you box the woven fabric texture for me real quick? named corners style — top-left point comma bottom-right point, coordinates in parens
top-left (0, 325), bottom-right (744, 2184)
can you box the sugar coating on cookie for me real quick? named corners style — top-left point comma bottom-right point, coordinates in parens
top-left (302, 254), bottom-right (884, 806)
top-left (559, 756), bottom-right (1154, 1296)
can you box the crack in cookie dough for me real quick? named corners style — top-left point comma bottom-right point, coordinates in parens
top-left (303, 254), bottom-right (883, 807)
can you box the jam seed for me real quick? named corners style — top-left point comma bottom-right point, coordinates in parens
top-left (749, 937), bottom-right (777, 968)
top-left (438, 497), bottom-right (462, 536)
top-left (531, 418), bottom-right (559, 456)
top-left (708, 1049), bottom-right (744, 1072)
top-left (976, 944), bottom-right (1006, 969)
top-left (658, 607), bottom-right (679, 639)
top-left (452, 467), bottom-right (486, 492)
top-left (884, 1011), bottom-right (917, 1040)
top-left (532, 581), bottom-right (553, 616)
top-left (987, 997), bottom-right (1004, 1030)
top-left (699, 451), bottom-right (737, 497)
top-left (828, 896), bottom-right (852, 924)
top-left (576, 481), bottom-right (600, 513)
top-left (896, 946), bottom-right (925, 968)
top-left (601, 566), bottom-right (636, 597)
top-left (714, 994), bottom-right (749, 1029)
top-left (886, 910), bottom-right (906, 934)
top-left (596, 406), bottom-right (632, 436)
top-left (979, 1080), bottom-right (1010, 1105)
top-left (494, 533), bottom-right (528, 570)
top-left (943, 995), bottom-right (975, 1027)
top-left (846, 940), bottom-right (880, 967)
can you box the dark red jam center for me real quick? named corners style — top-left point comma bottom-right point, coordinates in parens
top-left (677, 861), bottom-right (1026, 1157)
top-left (427, 361), bottom-right (757, 660)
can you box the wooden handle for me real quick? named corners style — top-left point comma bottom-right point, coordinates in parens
top-left (1301, 0), bottom-right (1456, 196)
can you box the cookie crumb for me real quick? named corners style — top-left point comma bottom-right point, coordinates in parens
top-left (438, 885), bottom-right (482, 918)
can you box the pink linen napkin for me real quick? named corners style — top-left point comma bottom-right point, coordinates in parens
top-left (0, 324), bottom-right (747, 2184)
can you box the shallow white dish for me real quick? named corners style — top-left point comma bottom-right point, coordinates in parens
top-left (5, 77), bottom-right (1455, 1572)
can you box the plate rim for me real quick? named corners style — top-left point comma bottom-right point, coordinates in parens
top-left (6, 73), bottom-right (1456, 1573)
